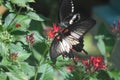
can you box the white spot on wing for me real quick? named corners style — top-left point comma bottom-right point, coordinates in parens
top-left (66, 35), bottom-right (79, 45)
top-left (71, 32), bottom-right (80, 39)
top-left (69, 14), bottom-right (80, 25)
top-left (57, 38), bottom-right (72, 53)
top-left (62, 39), bottom-right (71, 53)
top-left (71, 0), bottom-right (74, 13)
top-left (57, 41), bottom-right (66, 54)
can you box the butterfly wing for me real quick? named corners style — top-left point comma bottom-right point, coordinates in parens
top-left (58, 0), bottom-right (73, 21)
top-left (68, 18), bottom-right (96, 36)
top-left (68, 18), bottom-right (96, 52)
top-left (50, 37), bottom-right (61, 62)
top-left (58, 0), bottom-right (77, 26)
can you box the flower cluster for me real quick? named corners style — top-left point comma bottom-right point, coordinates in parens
top-left (82, 56), bottom-right (107, 73)
top-left (110, 19), bottom-right (120, 34)
top-left (9, 53), bottom-right (18, 61)
top-left (47, 23), bottom-right (62, 38)
top-left (26, 33), bottom-right (35, 45)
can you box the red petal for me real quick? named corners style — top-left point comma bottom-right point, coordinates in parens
top-left (47, 30), bottom-right (55, 38)
top-left (53, 23), bottom-right (61, 32)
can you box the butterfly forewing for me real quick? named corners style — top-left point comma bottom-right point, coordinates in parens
top-left (58, 0), bottom-right (75, 26)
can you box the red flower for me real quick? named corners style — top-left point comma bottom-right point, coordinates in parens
top-left (82, 60), bottom-right (89, 66)
top-left (90, 56), bottom-right (94, 64)
top-left (26, 33), bottom-right (35, 44)
top-left (90, 56), bottom-right (107, 71)
top-left (53, 23), bottom-right (61, 33)
top-left (81, 56), bottom-right (107, 73)
top-left (46, 23), bottom-right (62, 39)
top-left (15, 23), bottom-right (21, 28)
top-left (47, 30), bottom-right (55, 38)
top-left (91, 56), bottom-right (103, 67)
top-left (82, 59), bottom-right (90, 69)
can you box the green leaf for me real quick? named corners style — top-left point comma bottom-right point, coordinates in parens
top-left (33, 41), bottom-right (48, 58)
top-left (107, 69), bottom-right (120, 80)
top-left (5, 1), bottom-right (15, 12)
top-left (0, 0), bottom-right (3, 4)
top-left (6, 72), bottom-right (20, 80)
top-left (33, 31), bottom-right (44, 42)
top-left (11, 0), bottom-right (35, 7)
top-left (27, 12), bottom-right (44, 21)
top-left (0, 72), bottom-right (7, 80)
top-left (3, 13), bottom-right (16, 28)
top-left (29, 21), bottom-right (44, 35)
top-left (9, 43), bottom-right (24, 53)
top-left (0, 42), bottom-right (4, 55)
top-left (97, 39), bottom-right (106, 55)
top-left (4, 13), bottom-right (32, 32)
top-left (18, 53), bottom-right (30, 61)
top-left (58, 69), bottom-right (71, 80)
top-left (0, 24), bottom-right (3, 31)
top-left (97, 70), bottom-right (110, 80)
top-left (9, 43), bottom-right (31, 61)
top-left (13, 15), bottom-right (31, 31)
top-left (39, 64), bottom-right (54, 80)
top-left (32, 48), bottom-right (42, 62)
top-left (89, 77), bottom-right (98, 80)
top-left (21, 63), bottom-right (35, 78)
top-left (95, 35), bottom-right (106, 55)
top-left (6, 65), bottom-right (29, 80)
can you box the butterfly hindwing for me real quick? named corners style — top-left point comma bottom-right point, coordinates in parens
top-left (68, 18), bottom-right (96, 36)
top-left (50, 37), bottom-right (61, 61)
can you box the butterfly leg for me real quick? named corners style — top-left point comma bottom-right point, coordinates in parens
top-left (82, 49), bottom-right (88, 55)
top-left (69, 50), bottom-right (78, 64)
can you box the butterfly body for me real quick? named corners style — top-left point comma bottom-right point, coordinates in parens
top-left (49, 0), bottom-right (96, 63)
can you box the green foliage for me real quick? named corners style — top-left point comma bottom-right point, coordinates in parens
top-left (95, 35), bottom-right (106, 55)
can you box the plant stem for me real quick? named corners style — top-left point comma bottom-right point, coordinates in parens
top-left (33, 43), bottom-right (49, 80)
top-left (34, 64), bottom-right (39, 80)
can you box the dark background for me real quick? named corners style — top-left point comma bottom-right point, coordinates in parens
top-left (30, 0), bottom-right (109, 21)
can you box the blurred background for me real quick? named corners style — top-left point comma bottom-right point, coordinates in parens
top-left (30, 0), bottom-right (109, 21)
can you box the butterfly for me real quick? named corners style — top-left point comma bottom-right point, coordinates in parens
top-left (49, 0), bottom-right (96, 63)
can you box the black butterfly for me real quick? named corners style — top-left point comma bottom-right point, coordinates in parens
top-left (50, 0), bottom-right (96, 63)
